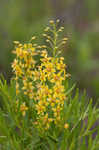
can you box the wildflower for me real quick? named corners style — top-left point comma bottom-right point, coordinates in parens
top-left (48, 97), bottom-right (56, 107)
top-left (42, 114), bottom-right (53, 130)
top-left (40, 71), bottom-right (47, 82)
top-left (50, 72), bottom-right (64, 83)
top-left (63, 37), bottom-right (68, 41)
top-left (15, 65), bottom-right (23, 76)
top-left (36, 102), bottom-right (46, 115)
top-left (56, 19), bottom-right (60, 23)
top-left (41, 45), bottom-right (47, 49)
top-left (45, 62), bottom-right (55, 72)
top-left (46, 39), bottom-right (50, 43)
top-left (11, 59), bottom-right (18, 71)
top-left (41, 50), bottom-right (47, 57)
top-left (12, 20), bottom-right (68, 131)
top-left (64, 123), bottom-right (69, 129)
top-left (57, 60), bottom-right (66, 71)
top-left (53, 83), bottom-right (64, 95)
top-left (44, 27), bottom-right (50, 32)
top-left (49, 20), bottom-right (54, 24)
top-left (31, 36), bottom-right (36, 40)
top-left (32, 70), bottom-right (40, 81)
top-left (20, 102), bottom-right (28, 116)
top-left (16, 82), bottom-right (20, 95)
top-left (13, 41), bottom-right (20, 44)
top-left (62, 41), bottom-right (66, 44)
top-left (43, 33), bottom-right (47, 37)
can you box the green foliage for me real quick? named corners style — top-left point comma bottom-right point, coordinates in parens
top-left (0, 0), bottom-right (99, 99)
top-left (0, 78), bottom-right (99, 150)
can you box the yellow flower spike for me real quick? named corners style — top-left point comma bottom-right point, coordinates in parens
top-left (12, 20), bottom-right (69, 131)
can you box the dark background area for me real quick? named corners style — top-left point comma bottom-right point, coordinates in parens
top-left (0, 0), bottom-right (99, 99)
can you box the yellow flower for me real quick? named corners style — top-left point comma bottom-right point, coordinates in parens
top-left (41, 50), bottom-right (47, 57)
top-left (48, 97), bottom-right (56, 107)
top-left (13, 41), bottom-right (20, 44)
top-left (40, 71), bottom-right (46, 82)
top-left (15, 65), bottom-right (23, 76)
top-left (31, 36), bottom-right (36, 40)
top-left (40, 56), bottom-right (51, 63)
top-left (12, 59), bottom-right (18, 70)
top-left (49, 20), bottom-right (54, 24)
top-left (12, 21), bottom-right (69, 131)
top-left (45, 62), bottom-right (55, 73)
top-left (51, 72), bottom-right (64, 83)
top-left (16, 82), bottom-right (20, 95)
top-left (57, 59), bottom-right (66, 71)
top-left (53, 83), bottom-right (64, 95)
top-left (43, 85), bottom-right (52, 97)
top-left (20, 102), bottom-right (28, 116)
top-left (41, 114), bottom-right (53, 130)
top-left (36, 100), bottom-right (47, 115)
top-left (32, 70), bottom-right (40, 81)
top-left (16, 48), bottom-right (23, 58)
top-left (64, 123), bottom-right (69, 129)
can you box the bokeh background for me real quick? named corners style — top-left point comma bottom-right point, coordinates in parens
top-left (0, 0), bottom-right (99, 99)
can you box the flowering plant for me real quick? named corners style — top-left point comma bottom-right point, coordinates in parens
top-left (0, 20), bottom-right (99, 150)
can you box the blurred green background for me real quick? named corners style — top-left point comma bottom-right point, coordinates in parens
top-left (0, 0), bottom-right (99, 99)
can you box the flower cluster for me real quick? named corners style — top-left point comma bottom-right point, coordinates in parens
top-left (12, 20), bottom-right (68, 131)
top-left (35, 50), bottom-right (66, 128)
